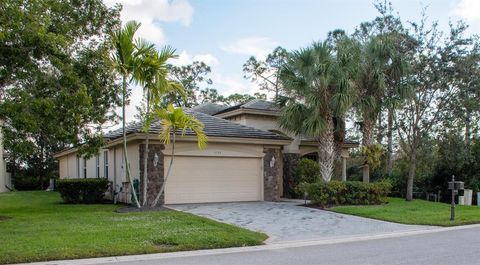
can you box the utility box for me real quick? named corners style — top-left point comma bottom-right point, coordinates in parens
top-left (464, 189), bottom-right (473, 206)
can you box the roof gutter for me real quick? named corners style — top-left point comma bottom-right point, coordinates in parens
top-left (53, 133), bottom-right (292, 158)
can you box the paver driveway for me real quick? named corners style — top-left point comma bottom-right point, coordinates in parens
top-left (171, 201), bottom-right (432, 243)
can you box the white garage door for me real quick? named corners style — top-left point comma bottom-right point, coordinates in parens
top-left (165, 156), bottom-right (263, 204)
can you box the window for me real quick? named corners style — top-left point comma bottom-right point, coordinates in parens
top-left (104, 150), bottom-right (109, 179)
top-left (96, 155), bottom-right (100, 178)
top-left (83, 158), bottom-right (87, 178)
top-left (76, 157), bottom-right (80, 178)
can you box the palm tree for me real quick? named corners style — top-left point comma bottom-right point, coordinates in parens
top-left (135, 47), bottom-right (184, 206)
top-left (383, 32), bottom-right (412, 176)
top-left (110, 21), bottom-right (155, 208)
top-left (151, 105), bottom-right (207, 207)
top-left (279, 42), bottom-right (355, 182)
top-left (354, 36), bottom-right (390, 183)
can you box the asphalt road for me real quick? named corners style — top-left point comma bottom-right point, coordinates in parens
top-left (102, 226), bottom-right (480, 265)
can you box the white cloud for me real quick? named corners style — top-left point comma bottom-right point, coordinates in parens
top-left (451, 0), bottom-right (480, 31)
top-left (170, 51), bottom-right (220, 66)
top-left (221, 37), bottom-right (279, 59)
top-left (103, 0), bottom-right (194, 44)
top-left (168, 51), bottom-right (263, 98)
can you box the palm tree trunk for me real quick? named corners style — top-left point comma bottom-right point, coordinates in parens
top-left (122, 75), bottom-right (141, 208)
top-left (318, 117), bottom-right (336, 182)
top-left (406, 147), bottom-right (417, 201)
top-left (376, 111), bottom-right (383, 144)
top-left (141, 95), bottom-right (150, 206)
top-left (362, 115), bottom-right (374, 183)
top-left (151, 132), bottom-right (175, 207)
top-left (386, 107), bottom-right (394, 176)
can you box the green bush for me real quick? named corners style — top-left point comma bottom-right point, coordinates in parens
top-left (297, 180), bottom-right (392, 207)
top-left (57, 178), bottom-right (109, 204)
top-left (294, 158), bottom-right (320, 189)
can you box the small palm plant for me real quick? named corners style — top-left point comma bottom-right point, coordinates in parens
top-left (151, 104), bottom-right (207, 207)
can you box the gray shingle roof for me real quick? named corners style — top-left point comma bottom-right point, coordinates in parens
top-left (105, 110), bottom-right (291, 141)
top-left (191, 102), bottom-right (229, 115)
top-left (215, 99), bottom-right (279, 115)
top-left (242, 99), bottom-right (279, 111)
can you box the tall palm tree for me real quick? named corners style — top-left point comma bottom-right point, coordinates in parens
top-left (110, 21), bottom-right (154, 208)
top-left (135, 47), bottom-right (184, 206)
top-left (279, 42), bottom-right (355, 182)
top-left (354, 36), bottom-right (391, 183)
top-left (383, 32), bottom-right (412, 176)
top-left (151, 105), bottom-right (207, 207)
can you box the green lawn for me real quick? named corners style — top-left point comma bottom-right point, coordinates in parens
top-left (0, 191), bottom-right (267, 264)
top-left (332, 197), bottom-right (480, 226)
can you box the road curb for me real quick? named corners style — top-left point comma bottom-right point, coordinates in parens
top-left (14, 224), bottom-right (480, 265)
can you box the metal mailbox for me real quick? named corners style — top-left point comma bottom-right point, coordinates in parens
top-left (448, 181), bottom-right (464, 191)
top-left (448, 176), bottom-right (464, 222)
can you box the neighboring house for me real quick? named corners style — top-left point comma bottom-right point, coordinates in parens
top-left (0, 121), bottom-right (11, 193)
top-left (54, 99), bottom-right (358, 204)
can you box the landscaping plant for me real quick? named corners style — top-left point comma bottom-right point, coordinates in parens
top-left (151, 105), bottom-right (208, 207)
top-left (57, 178), bottom-right (109, 204)
top-left (297, 180), bottom-right (392, 207)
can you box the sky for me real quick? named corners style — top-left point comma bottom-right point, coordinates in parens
top-left (102, 0), bottom-right (480, 123)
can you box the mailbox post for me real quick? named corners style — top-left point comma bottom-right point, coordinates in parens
top-left (448, 175), bottom-right (464, 222)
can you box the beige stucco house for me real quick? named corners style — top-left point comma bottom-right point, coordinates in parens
top-left (54, 100), bottom-right (357, 204)
top-left (0, 121), bottom-right (11, 193)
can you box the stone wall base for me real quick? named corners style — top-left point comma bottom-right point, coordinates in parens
top-left (139, 144), bottom-right (164, 206)
top-left (263, 148), bottom-right (283, 201)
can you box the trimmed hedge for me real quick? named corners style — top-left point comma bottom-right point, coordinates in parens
top-left (57, 178), bottom-right (109, 204)
top-left (297, 180), bottom-right (392, 207)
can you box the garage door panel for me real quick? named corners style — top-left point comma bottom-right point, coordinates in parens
top-left (165, 156), bottom-right (262, 204)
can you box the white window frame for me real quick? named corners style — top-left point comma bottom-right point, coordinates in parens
top-left (104, 150), bottom-right (109, 179)
top-left (96, 155), bottom-right (100, 178)
top-left (83, 158), bottom-right (87, 178)
top-left (76, 157), bottom-right (80, 178)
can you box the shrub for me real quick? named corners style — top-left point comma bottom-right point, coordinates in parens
top-left (12, 174), bottom-right (42, 190)
top-left (297, 180), bottom-right (392, 207)
top-left (294, 158), bottom-right (320, 189)
top-left (57, 178), bottom-right (109, 204)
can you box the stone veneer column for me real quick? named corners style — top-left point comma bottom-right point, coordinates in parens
top-left (263, 147), bottom-right (283, 201)
top-left (139, 144), bottom-right (164, 205)
top-left (282, 153), bottom-right (300, 198)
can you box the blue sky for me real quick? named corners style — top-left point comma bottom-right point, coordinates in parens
top-left (103, 0), bottom-right (479, 121)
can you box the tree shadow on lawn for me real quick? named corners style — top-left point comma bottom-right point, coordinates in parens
top-left (0, 215), bottom-right (12, 221)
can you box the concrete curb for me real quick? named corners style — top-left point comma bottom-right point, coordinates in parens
top-left (14, 224), bottom-right (480, 265)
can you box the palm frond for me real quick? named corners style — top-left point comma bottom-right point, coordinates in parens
top-left (155, 104), bottom-right (207, 150)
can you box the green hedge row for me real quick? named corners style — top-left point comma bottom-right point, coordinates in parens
top-left (57, 178), bottom-right (109, 204)
top-left (297, 180), bottom-right (392, 207)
